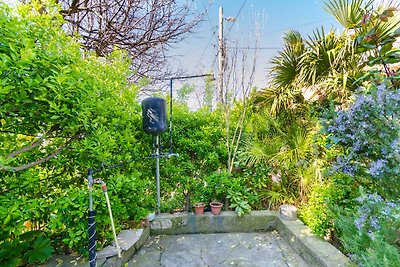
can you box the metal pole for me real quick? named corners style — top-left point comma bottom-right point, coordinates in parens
top-left (218, 6), bottom-right (224, 104)
top-left (88, 170), bottom-right (97, 267)
top-left (156, 135), bottom-right (161, 213)
top-left (169, 78), bottom-right (173, 154)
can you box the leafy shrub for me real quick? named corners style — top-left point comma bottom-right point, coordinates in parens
top-left (204, 171), bottom-right (231, 202)
top-left (0, 193), bottom-right (53, 266)
top-left (0, 232), bottom-right (53, 266)
top-left (204, 171), bottom-right (254, 216)
top-left (227, 188), bottom-right (252, 217)
top-left (238, 107), bottom-right (324, 208)
top-left (48, 173), bottom-right (154, 256)
top-left (161, 105), bottom-right (227, 212)
top-left (335, 191), bottom-right (400, 267)
top-left (107, 172), bottom-right (155, 222)
top-left (299, 173), bottom-right (358, 237)
top-left (0, 0), bottom-right (155, 261)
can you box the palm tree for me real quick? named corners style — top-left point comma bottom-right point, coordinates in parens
top-left (255, 31), bottom-right (307, 117)
top-left (239, 108), bottom-right (322, 206)
top-left (259, 0), bottom-right (400, 113)
top-left (300, 26), bottom-right (363, 104)
top-left (241, 0), bottom-right (400, 209)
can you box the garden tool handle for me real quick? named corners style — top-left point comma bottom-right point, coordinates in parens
top-left (102, 182), bottom-right (122, 258)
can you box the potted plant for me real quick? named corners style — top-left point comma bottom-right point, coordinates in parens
top-left (210, 201), bottom-right (223, 215)
top-left (193, 202), bottom-right (205, 215)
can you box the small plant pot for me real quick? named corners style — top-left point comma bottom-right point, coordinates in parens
top-left (194, 203), bottom-right (205, 215)
top-left (210, 201), bottom-right (223, 215)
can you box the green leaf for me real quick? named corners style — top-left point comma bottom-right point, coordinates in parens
top-left (25, 236), bottom-right (53, 264)
top-left (380, 42), bottom-right (393, 56)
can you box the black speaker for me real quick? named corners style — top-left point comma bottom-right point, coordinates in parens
top-left (142, 97), bottom-right (168, 135)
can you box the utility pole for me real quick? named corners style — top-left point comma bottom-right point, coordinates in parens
top-left (218, 6), bottom-right (224, 105)
top-left (217, 7), bottom-right (236, 105)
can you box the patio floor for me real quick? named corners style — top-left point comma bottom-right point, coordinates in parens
top-left (128, 231), bottom-right (309, 267)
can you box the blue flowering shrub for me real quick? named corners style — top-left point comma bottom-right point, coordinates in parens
top-left (335, 192), bottom-right (400, 266)
top-left (323, 82), bottom-right (400, 266)
top-left (325, 83), bottom-right (400, 198)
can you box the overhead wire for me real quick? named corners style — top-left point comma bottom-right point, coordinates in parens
top-left (226, 0), bottom-right (247, 35)
top-left (263, 18), bottom-right (335, 35)
top-left (196, 0), bottom-right (218, 70)
top-left (225, 46), bottom-right (281, 50)
top-left (201, 0), bottom-right (216, 30)
top-left (197, 25), bottom-right (218, 69)
top-left (208, 1), bottom-right (334, 74)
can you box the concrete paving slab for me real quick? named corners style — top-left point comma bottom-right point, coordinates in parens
top-left (128, 231), bottom-right (309, 267)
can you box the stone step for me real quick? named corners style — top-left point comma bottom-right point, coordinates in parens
top-left (97, 226), bottom-right (150, 266)
top-left (111, 229), bottom-right (144, 252)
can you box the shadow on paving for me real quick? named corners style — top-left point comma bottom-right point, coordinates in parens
top-left (128, 231), bottom-right (309, 267)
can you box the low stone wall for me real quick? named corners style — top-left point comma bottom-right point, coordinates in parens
top-left (276, 217), bottom-right (349, 267)
top-left (150, 210), bottom-right (276, 235)
top-left (43, 226), bottom-right (150, 267)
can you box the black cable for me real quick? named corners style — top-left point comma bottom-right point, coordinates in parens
top-left (225, 46), bottom-right (282, 50)
top-left (197, 26), bottom-right (218, 66)
top-left (88, 152), bottom-right (179, 175)
top-left (226, 0), bottom-right (247, 35)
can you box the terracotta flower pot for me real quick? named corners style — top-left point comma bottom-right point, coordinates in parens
top-left (210, 201), bottom-right (223, 215)
top-left (194, 203), bottom-right (205, 215)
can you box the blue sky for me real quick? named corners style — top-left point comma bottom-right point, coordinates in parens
top-left (171, 0), bottom-right (342, 88)
top-left (2, 0), bottom-right (342, 89)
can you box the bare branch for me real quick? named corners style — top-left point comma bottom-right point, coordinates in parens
top-left (3, 133), bottom-right (81, 172)
top-left (6, 139), bottom-right (42, 159)
top-left (5, 127), bottom-right (58, 159)
top-left (222, 10), bottom-right (262, 172)
top-left (58, 0), bottom-right (204, 80)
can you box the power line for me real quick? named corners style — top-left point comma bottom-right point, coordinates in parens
top-left (210, 47), bottom-right (219, 70)
top-left (225, 46), bottom-right (281, 50)
top-left (196, 0), bottom-right (218, 69)
top-left (197, 26), bottom-right (218, 65)
top-left (210, 0), bottom-right (248, 72)
top-left (201, 0), bottom-right (215, 30)
top-left (227, 0), bottom-right (247, 35)
top-left (263, 18), bottom-right (335, 36)
top-left (209, 1), bottom-right (330, 75)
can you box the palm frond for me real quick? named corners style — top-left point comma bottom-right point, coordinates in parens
top-left (258, 86), bottom-right (304, 117)
top-left (324, 0), bottom-right (374, 29)
top-left (374, 4), bottom-right (400, 40)
top-left (269, 30), bottom-right (305, 89)
top-left (300, 27), bottom-right (342, 84)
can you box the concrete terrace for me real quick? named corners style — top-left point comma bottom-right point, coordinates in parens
top-left (44, 210), bottom-right (350, 267)
top-left (129, 231), bottom-right (309, 267)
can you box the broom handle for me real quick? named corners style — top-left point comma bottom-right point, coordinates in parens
top-left (102, 183), bottom-right (122, 258)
